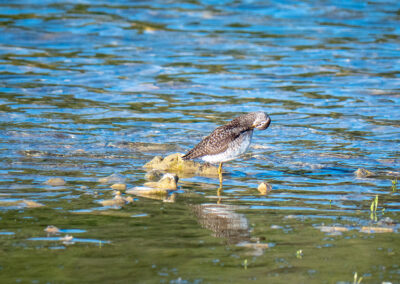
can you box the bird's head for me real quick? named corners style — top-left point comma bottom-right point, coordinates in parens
top-left (231, 111), bottom-right (271, 131)
top-left (251, 111), bottom-right (271, 130)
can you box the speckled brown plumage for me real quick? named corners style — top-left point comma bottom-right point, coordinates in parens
top-left (182, 112), bottom-right (271, 162)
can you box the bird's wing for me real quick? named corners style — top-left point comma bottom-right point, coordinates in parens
top-left (182, 124), bottom-right (247, 160)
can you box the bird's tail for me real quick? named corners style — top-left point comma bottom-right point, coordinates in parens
top-left (181, 152), bottom-right (192, 160)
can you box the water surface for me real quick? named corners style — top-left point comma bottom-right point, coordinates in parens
top-left (1, 0), bottom-right (400, 283)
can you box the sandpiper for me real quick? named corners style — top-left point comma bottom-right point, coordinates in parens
top-left (182, 111), bottom-right (271, 184)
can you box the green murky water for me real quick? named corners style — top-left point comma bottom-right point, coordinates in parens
top-left (1, 0), bottom-right (399, 283)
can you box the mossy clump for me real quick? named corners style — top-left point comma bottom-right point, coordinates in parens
top-left (44, 178), bottom-right (66, 186)
top-left (354, 168), bottom-right (375, 178)
top-left (44, 225), bottom-right (61, 234)
top-left (127, 173), bottom-right (179, 200)
top-left (144, 153), bottom-right (219, 176)
top-left (145, 170), bottom-right (164, 181)
top-left (127, 186), bottom-right (172, 200)
top-left (0, 199), bottom-right (44, 208)
top-left (98, 191), bottom-right (134, 207)
top-left (110, 183), bottom-right (127, 191)
top-left (257, 182), bottom-right (272, 195)
top-left (144, 173), bottom-right (178, 190)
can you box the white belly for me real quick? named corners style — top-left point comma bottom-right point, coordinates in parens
top-left (201, 130), bottom-right (253, 164)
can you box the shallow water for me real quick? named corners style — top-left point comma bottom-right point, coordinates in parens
top-left (1, 0), bottom-right (400, 283)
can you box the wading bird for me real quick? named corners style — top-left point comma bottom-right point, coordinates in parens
top-left (182, 111), bottom-right (271, 185)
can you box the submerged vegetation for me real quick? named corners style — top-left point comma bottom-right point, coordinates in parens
top-left (392, 179), bottom-right (398, 193)
top-left (353, 272), bottom-right (363, 284)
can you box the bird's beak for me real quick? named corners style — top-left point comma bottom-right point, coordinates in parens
top-left (253, 117), bottom-right (271, 130)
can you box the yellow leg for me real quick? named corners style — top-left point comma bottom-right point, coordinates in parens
top-left (218, 162), bottom-right (223, 185)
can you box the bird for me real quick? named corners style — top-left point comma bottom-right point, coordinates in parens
top-left (182, 111), bottom-right (271, 185)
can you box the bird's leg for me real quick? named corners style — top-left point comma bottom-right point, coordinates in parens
top-left (218, 162), bottom-right (223, 186)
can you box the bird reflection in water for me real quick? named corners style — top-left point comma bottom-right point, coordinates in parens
top-left (192, 203), bottom-right (250, 245)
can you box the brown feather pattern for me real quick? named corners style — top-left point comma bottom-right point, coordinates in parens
top-left (182, 112), bottom-right (262, 160)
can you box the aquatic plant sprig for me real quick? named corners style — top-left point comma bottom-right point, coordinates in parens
top-left (370, 195), bottom-right (378, 213)
top-left (369, 195), bottom-right (385, 222)
top-left (353, 272), bottom-right (363, 284)
top-left (392, 178), bottom-right (398, 192)
top-left (370, 195), bottom-right (378, 221)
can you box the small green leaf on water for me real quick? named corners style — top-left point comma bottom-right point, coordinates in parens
top-left (296, 249), bottom-right (303, 259)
